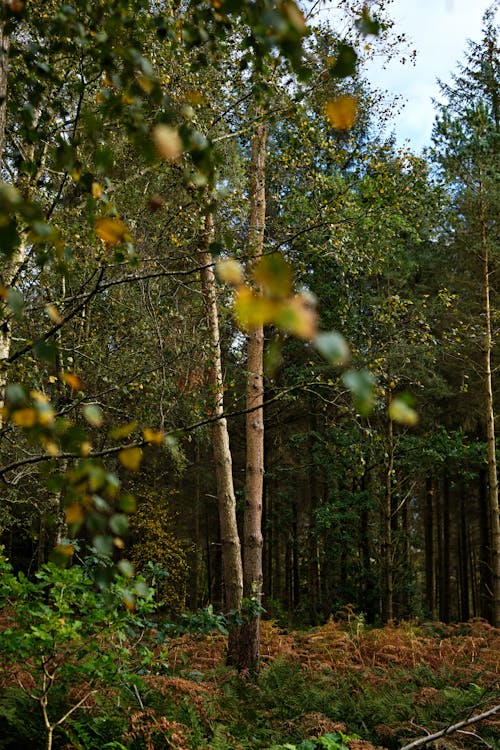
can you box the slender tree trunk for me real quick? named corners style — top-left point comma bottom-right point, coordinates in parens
top-left (238, 119), bottom-right (266, 672)
top-left (478, 170), bottom-right (500, 626)
top-left (0, 15), bottom-right (10, 425)
top-left (438, 474), bottom-right (451, 622)
top-left (381, 398), bottom-right (394, 622)
top-left (424, 478), bottom-right (437, 619)
top-left (199, 211), bottom-right (243, 663)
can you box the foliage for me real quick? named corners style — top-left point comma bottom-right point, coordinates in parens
top-left (128, 494), bottom-right (189, 613)
top-left (0, 549), bottom-right (158, 750)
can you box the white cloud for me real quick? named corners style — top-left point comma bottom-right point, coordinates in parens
top-left (363, 0), bottom-right (498, 150)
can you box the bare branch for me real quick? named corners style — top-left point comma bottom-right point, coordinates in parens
top-left (400, 704), bottom-right (500, 750)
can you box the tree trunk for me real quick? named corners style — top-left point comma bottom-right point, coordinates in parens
top-left (238, 119), bottom-right (266, 673)
top-left (0, 15), bottom-right (10, 425)
top-left (199, 210), bottom-right (243, 662)
top-left (381, 398), bottom-right (394, 622)
top-left (424, 478), bottom-right (437, 619)
top-left (478, 169), bottom-right (500, 626)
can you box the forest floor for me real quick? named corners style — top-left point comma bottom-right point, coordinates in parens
top-left (150, 617), bottom-right (500, 749)
top-left (1, 614), bottom-right (499, 749)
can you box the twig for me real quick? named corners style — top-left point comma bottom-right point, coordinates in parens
top-left (400, 704), bottom-right (500, 750)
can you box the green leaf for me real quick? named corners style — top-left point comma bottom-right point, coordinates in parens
top-left (342, 370), bottom-right (375, 415)
top-left (109, 513), bottom-right (129, 536)
top-left (83, 403), bottom-right (103, 427)
top-left (32, 338), bottom-right (57, 364)
top-left (0, 218), bottom-right (20, 256)
top-left (314, 331), bottom-right (349, 365)
top-left (6, 288), bottom-right (24, 320)
top-left (330, 43), bottom-right (357, 78)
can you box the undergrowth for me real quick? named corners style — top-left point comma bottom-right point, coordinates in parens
top-left (1, 614), bottom-right (499, 749)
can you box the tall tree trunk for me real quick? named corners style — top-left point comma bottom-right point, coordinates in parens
top-left (438, 474), bottom-right (451, 622)
top-left (478, 169), bottom-right (500, 626)
top-left (381, 397), bottom-right (394, 622)
top-left (424, 478), bottom-right (437, 619)
top-left (199, 210), bottom-right (244, 663)
top-left (0, 14), bottom-right (10, 425)
top-left (238, 119), bottom-right (266, 672)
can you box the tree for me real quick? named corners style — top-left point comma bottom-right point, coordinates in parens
top-left (431, 7), bottom-right (500, 625)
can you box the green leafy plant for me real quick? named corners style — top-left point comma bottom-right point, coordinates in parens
top-left (0, 551), bottom-right (157, 750)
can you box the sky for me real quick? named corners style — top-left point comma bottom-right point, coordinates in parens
top-left (361, 0), bottom-right (498, 151)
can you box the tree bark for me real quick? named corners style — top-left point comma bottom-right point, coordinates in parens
top-left (238, 119), bottom-right (266, 673)
top-left (478, 169), bottom-right (500, 626)
top-left (199, 210), bottom-right (243, 662)
top-left (381, 395), bottom-right (394, 622)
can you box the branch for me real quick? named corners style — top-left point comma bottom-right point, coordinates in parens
top-left (399, 704), bottom-right (500, 750)
top-left (6, 269), bottom-right (105, 365)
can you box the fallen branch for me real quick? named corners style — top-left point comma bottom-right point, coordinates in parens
top-left (400, 704), bottom-right (500, 750)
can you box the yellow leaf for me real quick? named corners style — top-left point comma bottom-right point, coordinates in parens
top-left (110, 421), bottom-right (137, 439)
top-left (234, 286), bottom-right (277, 331)
top-left (216, 258), bottom-right (244, 286)
top-left (152, 124), bottom-right (183, 161)
top-left (44, 441), bottom-right (60, 456)
top-left (80, 441), bottom-right (92, 456)
top-left (45, 303), bottom-right (62, 323)
top-left (12, 408), bottom-right (37, 427)
top-left (119, 447), bottom-right (143, 471)
top-left (65, 502), bottom-right (84, 525)
top-left (61, 372), bottom-right (84, 390)
top-left (253, 253), bottom-right (293, 298)
top-left (277, 294), bottom-right (318, 340)
top-left (53, 544), bottom-right (74, 558)
top-left (143, 428), bottom-right (165, 444)
top-left (325, 95), bottom-right (358, 131)
top-left (138, 76), bottom-right (154, 94)
top-left (94, 217), bottom-right (130, 246)
top-left (30, 390), bottom-right (49, 403)
top-left (92, 182), bottom-right (103, 199)
top-left (388, 398), bottom-right (419, 426)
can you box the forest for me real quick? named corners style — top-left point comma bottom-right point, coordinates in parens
top-left (0, 0), bottom-right (499, 748)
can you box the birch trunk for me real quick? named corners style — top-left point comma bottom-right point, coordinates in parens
top-left (199, 210), bottom-right (243, 662)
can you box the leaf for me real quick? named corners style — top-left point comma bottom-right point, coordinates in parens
top-left (216, 258), bottom-right (244, 286)
top-left (152, 124), bottom-right (183, 160)
top-left (117, 559), bottom-right (134, 578)
top-left (50, 544), bottom-right (74, 566)
top-left (234, 285), bottom-right (277, 330)
top-left (277, 295), bottom-right (318, 340)
top-left (65, 502), bottom-right (84, 526)
top-left (388, 396), bottom-right (419, 426)
top-left (314, 331), bottom-right (350, 365)
top-left (119, 493), bottom-right (137, 513)
top-left (110, 421), bottom-right (137, 439)
top-left (342, 370), bottom-right (375, 416)
top-left (32, 339), bottom-right (57, 364)
top-left (355, 8), bottom-right (380, 36)
top-left (83, 403), bottom-right (103, 427)
top-left (325, 96), bottom-right (358, 131)
top-left (61, 371), bottom-right (84, 390)
top-left (119, 447), bottom-right (143, 471)
top-left (330, 43), bottom-right (357, 78)
top-left (143, 427), bottom-right (165, 444)
top-left (45, 303), bottom-right (62, 323)
top-left (6, 288), bottom-right (24, 319)
top-left (94, 217), bottom-right (130, 246)
top-left (109, 513), bottom-right (129, 536)
top-left (253, 253), bottom-right (293, 298)
top-left (11, 407), bottom-right (37, 427)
